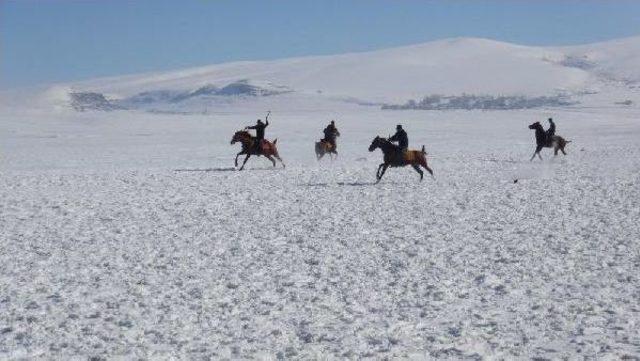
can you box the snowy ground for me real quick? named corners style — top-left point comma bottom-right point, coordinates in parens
top-left (1, 106), bottom-right (640, 359)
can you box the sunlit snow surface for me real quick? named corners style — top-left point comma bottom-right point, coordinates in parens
top-left (1, 106), bottom-right (640, 359)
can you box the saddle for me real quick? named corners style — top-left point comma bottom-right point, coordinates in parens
top-left (544, 135), bottom-right (559, 147)
top-left (320, 139), bottom-right (335, 151)
top-left (402, 150), bottom-right (420, 163)
top-left (390, 148), bottom-right (421, 165)
top-left (252, 139), bottom-right (270, 153)
top-left (389, 149), bottom-right (406, 164)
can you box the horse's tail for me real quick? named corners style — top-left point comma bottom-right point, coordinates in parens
top-left (565, 140), bottom-right (572, 143)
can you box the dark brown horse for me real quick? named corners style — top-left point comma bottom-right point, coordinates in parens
top-left (315, 140), bottom-right (337, 161)
top-left (368, 136), bottom-right (433, 183)
top-left (230, 130), bottom-right (285, 170)
top-left (528, 122), bottom-right (570, 161)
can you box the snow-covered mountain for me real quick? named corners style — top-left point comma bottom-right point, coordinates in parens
top-left (39, 36), bottom-right (640, 112)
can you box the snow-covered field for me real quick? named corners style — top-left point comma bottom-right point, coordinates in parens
top-left (1, 103), bottom-right (640, 359)
top-left (2, 34), bottom-right (640, 359)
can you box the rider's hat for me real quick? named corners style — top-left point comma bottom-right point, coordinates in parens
top-left (396, 124), bottom-right (402, 129)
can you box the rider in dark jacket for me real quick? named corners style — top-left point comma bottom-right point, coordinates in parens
top-left (246, 119), bottom-right (269, 152)
top-left (322, 120), bottom-right (340, 149)
top-left (545, 118), bottom-right (556, 143)
top-left (389, 124), bottom-right (408, 151)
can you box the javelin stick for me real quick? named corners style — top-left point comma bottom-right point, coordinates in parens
top-left (265, 110), bottom-right (271, 122)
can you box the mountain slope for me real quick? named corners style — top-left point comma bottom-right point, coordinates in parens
top-left (44, 36), bottom-right (640, 111)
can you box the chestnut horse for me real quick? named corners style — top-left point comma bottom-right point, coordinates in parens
top-left (368, 136), bottom-right (433, 183)
top-left (528, 122), bottom-right (570, 161)
top-left (230, 130), bottom-right (285, 170)
top-left (315, 140), bottom-right (337, 161)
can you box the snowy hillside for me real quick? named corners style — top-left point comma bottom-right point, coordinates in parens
top-left (36, 36), bottom-right (640, 112)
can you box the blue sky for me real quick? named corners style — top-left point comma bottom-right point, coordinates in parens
top-left (1, 0), bottom-right (639, 88)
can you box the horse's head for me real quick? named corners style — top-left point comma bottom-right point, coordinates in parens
top-left (368, 136), bottom-right (383, 152)
top-left (528, 122), bottom-right (542, 130)
top-left (231, 130), bottom-right (251, 145)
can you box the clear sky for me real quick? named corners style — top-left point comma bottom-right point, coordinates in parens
top-left (1, 0), bottom-right (639, 88)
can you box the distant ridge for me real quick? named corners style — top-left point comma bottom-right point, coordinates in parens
top-left (35, 36), bottom-right (640, 112)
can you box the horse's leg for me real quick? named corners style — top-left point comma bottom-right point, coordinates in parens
top-left (266, 155), bottom-right (276, 167)
top-left (421, 160), bottom-right (434, 177)
top-left (235, 151), bottom-right (244, 167)
top-left (426, 165), bottom-right (434, 178)
top-left (376, 163), bottom-right (384, 179)
top-left (376, 164), bottom-right (389, 183)
top-left (411, 164), bottom-right (424, 181)
top-left (239, 154), bottom-right (250, 170)
top-left (531, 145), bottom-right (543, 161)
top-left (275, 154), bottom-right (285, 168)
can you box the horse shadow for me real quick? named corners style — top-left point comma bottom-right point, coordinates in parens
top-left (174, 167), bottom-right (237, 172)
top-left (175, 166), bottom-right (284, 172)
top-left (299, 181), bottom-right (400, 187)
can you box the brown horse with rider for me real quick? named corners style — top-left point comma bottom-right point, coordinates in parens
top-left (368, 136), bottom-right (433, 183)
top-left (315, 120), bottom-right (340, 160)
top-left (231, 112), bottom-right (285, 170)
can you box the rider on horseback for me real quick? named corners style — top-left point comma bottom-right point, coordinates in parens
top-left (545, 118), bottom-right (556, 143)
top-left (245, 117), bottom-right (269, 153)
top-left (388, 124), bottom-right (408, 162)
top-left (322, 120), bottom-right (340, 150)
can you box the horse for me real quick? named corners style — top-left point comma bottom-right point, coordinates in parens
top-left (528, 122), bottom-right (571, 161)
top-left (315, 140), bottom-right (337, 161)
top-left (368, 136), bottom-right (433, 183)
top-left (230, 130), bottom-right (285, 170)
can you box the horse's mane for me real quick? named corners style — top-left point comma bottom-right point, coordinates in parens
top-left (234, 130), bottom-right (251, 137)
top-left (375, 136), bottom-right (392, 145)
